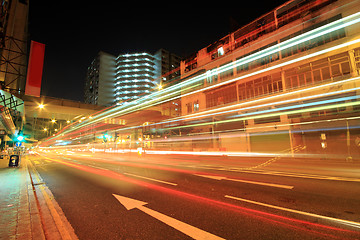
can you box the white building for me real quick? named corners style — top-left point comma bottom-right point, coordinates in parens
top-left (85, 50), bottom-right (180, 106)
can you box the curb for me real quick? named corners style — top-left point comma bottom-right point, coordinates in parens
top-left (26, 157), bottom-right (78, 240)
top-left (25, 161), bottom-right (46, 240)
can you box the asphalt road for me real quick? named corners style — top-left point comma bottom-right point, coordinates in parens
top-left (27, 151), bottom-right (360, 240)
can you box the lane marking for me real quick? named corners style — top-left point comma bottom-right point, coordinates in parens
top-left (113, 194), bottom-right (225, 240)
top-left (124, 173), bottom-right (177, 186)
top-left (235, 169), bottom-right (360, 182)
top-left (225, 195), bottom-right (360, 229)
top-left (88, 165), bottom-right (109, 171)
top-left (194, 174), bottom-right (294, 189)
top-left (183, 163), bottom-right (360, 182)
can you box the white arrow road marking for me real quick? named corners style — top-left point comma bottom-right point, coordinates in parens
top-left (124, 172), bottom-right (177, 186)
top-left (113, 194), bottom-right (226, 240)
top-left (194, 174), bottom-right (294, 189)
top-left (225, 195), bottom-right (360, 229)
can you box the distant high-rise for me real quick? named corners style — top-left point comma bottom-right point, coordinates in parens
top-left (84, 49), bottom-right (180, 107)
top-left (154, 49), bottom-right (181, 87)
top-left (84, 51), bottom-right (116, 106)
top-left (115, 52), bottom-right (156, 105)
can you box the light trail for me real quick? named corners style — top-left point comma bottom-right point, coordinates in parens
top-left (163, 100), bottom-right (360, 131)
top-left (43, 74), bottom-right (360, 146)
top-left (143, 84), bottom-right (360, 128)
top-left (41, 12), bottom-right (360, 144)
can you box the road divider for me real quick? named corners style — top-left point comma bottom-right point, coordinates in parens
top-left (113, 194), bottom-right (225, 240)
top-left (194, 174), bottom-right (294, 189)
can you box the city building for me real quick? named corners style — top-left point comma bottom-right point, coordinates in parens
top-left (0, 0), bottom-right (29, 94)
top-left (115, 52), bottom-right (156, 105)
top-left (84, 51), bottom-right (116, 106)
top-left (154, 49), bottom-right (181, 87)
top-left (175, 0), bottom-right (360, 157)
top-left (85, 49), bottom-right (180, 107)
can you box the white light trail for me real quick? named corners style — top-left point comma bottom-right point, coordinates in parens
top-left (43, 11), bottom-right (360, 144)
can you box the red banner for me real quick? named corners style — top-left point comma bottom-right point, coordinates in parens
top-left (25, 41), bottom-right (45, 97)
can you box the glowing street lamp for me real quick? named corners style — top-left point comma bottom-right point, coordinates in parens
top-left (38, 104), bottom-right (44, 109)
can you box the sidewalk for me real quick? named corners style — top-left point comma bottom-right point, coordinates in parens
top-left (0, 156), bottom-right (45, 240)
top-left (0, 155), bottom-right (77, 240)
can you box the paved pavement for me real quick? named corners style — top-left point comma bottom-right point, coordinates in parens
top-left (0, 155), bottom-right (77, 240)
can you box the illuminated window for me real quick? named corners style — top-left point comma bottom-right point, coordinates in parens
top-left (193, 101), bottom-right (199, 112)
top-left (218, 47), bottom-right (224, 56)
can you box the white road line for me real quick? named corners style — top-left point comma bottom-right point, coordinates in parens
top-left (236, 169), bottom-right (360, 182)
top-left (88, 165), bottom-right (109, 171)
top-left (187, 164), bottom-right (360, 182)
top-left (224, 178), bottom-right (293, 189)
top-left (225, 195), bottom-right (360, 229)
top-left (124, 173), bottom-right (177, 186)
top-left (194, 174), bottom-right (294, 189)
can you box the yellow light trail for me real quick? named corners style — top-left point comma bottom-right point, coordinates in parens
top-left (41, 11), bottom-right (360, 145)
top-left (164, 100), bottom-right (360, 131)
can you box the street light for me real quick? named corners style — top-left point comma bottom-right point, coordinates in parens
top-left (38, 104), bottom-right (44, 109)
top-left (51, 119), bottom-right (56, 123)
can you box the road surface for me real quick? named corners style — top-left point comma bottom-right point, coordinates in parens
top-left (27, 151), bottom-right (360, 240)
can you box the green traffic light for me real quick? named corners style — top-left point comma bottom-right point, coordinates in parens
top-left (16, 135), bottom-right (24, 141)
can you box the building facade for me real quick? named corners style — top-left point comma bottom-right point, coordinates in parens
top-left (0, 0), bottom-right (29, 94)
top-left (115, 52), bottom-right (157, 105)
top-left (154, 49), bottom-right (181, 87)
top-left (85, 49), bottom-right (180, 107)
top-left (84, 51), bottom-right (116, 106)
top-left (175, 0), bottom-right (360, 158)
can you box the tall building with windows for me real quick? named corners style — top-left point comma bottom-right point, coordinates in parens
top-left (84, 51), bottom-right (116, 106)
top-left (176, 0), bottom-right (360, 156)
top-left (154, 49), bottom-right (181, 87)
top-left (115, 52), bottom-right (156, 105)
top-left (85, 49), bottom-right (180, 107)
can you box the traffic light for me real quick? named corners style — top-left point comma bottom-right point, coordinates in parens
top-left (102, 133), bottom-right (111, 143)
top-left (14, 134), bottom-right (25, 147)
top-left (16, 135), bottom-right (24, 142)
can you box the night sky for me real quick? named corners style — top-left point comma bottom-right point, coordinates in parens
top-left (29, 1), bottom-right (287, 102)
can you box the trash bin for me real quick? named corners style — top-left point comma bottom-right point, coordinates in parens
top-left (9, 155), bottom-right (20, 167)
